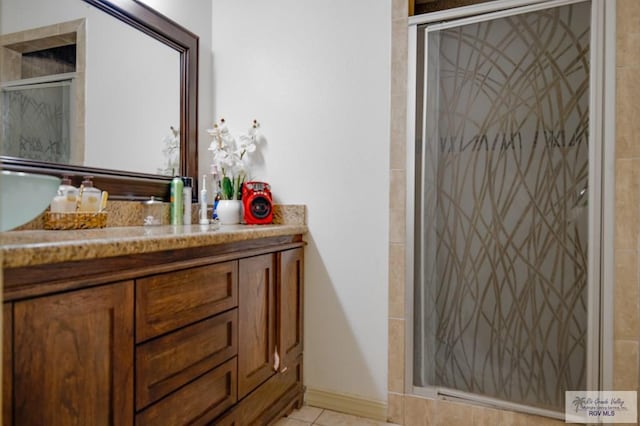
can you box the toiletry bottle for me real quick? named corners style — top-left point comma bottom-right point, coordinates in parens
top-left (182, 177), bottom-right (193, 225)
top-left (50, 175), bottom-right (79, 213)
top-left (77, 176), bottom-right (101, 212)
top-left (199, 175), bottom-right (209, 225)
top-left (170, 175), bottom-right (183, 225)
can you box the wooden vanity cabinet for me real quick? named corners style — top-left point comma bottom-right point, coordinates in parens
top-left (2, 235), bottom-right (305, 426)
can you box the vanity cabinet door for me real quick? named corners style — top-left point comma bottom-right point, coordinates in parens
top-left (238, 254), bottom-right (276, 399)
top-left (3, 303), bottom-right (12, 426)
top-left (14, 281), bottom-right (134, 426)
top-left (277, 248), bottom-right (304, 373)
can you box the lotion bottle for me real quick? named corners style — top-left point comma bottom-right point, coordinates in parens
top-left (50, 175), bottom-right (78, 213)
top-left (77, 176), bottom-right (101, 212)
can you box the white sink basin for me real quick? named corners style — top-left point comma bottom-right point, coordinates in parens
top-left (0, 171), bottom-right (61, 231)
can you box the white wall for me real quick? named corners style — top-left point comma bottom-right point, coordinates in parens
top-left (211, 1), bottom-right (391, 402)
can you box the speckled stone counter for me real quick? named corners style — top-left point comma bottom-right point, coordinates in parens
top-left (1, 223), bottom-right (307, 269)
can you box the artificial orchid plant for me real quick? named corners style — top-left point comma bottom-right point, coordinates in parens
top-left (207, 118), bottom-right (261, 200)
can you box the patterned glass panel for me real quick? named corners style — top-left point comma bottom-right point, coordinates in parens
top-left (414, 2), bottom-right (591, 411)
top-left (1, 81), bottom-right (71, 163)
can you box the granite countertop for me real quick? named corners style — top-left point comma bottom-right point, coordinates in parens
top-left (1, 223), bottom-right (307, 269)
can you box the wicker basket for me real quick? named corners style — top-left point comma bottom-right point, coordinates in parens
top-left (44, 212), bottom-right (108, 230)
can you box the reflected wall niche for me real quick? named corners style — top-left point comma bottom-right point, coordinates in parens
top-left (0, 19), bottom-right (86, 166)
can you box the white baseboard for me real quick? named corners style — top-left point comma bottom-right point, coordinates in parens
top-left (304, 387), bottom-right (387, 421)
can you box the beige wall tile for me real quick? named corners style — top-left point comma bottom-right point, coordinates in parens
top-left (390, 94), bottom-right (407, 171)
top-left (616, 67), bottom-right (640, 158)
top-left (617, 0), bottom-right (640, 40)
top-left (471, 406), bottom-right (497, 426)
top-left (614, 249), bottom-right (639, 340)
top-left (391, 19), bottom-right (409, 77)
top-left (0, 31), bottom-right (25, 46)
top-left (389, 243), bottom-right (405, 319)
top-left (389, 7), bottom-right (408, 196)
top-left (616, 0), bottom-right (640, 67)
top-left (388, 392), bottom-right (405, 424)
top-left (0, 47), bottom-right (21, 82)
top-left (435, 400), bottom-right (474, 426)
top-left (524, 414), bottom-right (565, 426)
top-left (616, 32), bottom-right (640, 69)
top-left (471, 406), bottom-right (536, 426)
top-left (404, 396), bottom-right (435, 426)
top-left (391, 20), bottom-right (408, 102)
top-left (389, 206), bottom-right (406, 244)
top-left (498, 410), bottom-right (526, 426)
top-left (615, 159), bottom-right (640, 250)
top-left (390, 170), bottom-right (406, 208)
top-left (388, 319), bottom-right (405, 393)
top-left (58, 18), bottom-right (84, 35)
top-left (392, 0), bottom-right (408, 21)
top-left (391, 58), bottom-right (408, 124)
top-left (613, 340), bottom-right (639, 390)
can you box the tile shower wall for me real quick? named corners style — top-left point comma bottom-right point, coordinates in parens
top-left (389, 0), bottom-right (640, 424)
top-left (614, 0), bottom-right (640, 402)
top-left (388, 2), bottom-right (408, 425)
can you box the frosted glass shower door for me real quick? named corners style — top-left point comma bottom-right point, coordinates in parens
top-left (413, 0), bottom-right (592, 413)
top-left (1, 79), bottom-right (72, 164)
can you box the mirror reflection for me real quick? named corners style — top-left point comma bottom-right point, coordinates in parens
top-left (0, 0), bottom-right (181, 176)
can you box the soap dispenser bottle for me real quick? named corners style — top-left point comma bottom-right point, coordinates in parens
top-left (50, 175), bottom-right (79, 213)
top-left (78, 176), bottom-right (102, 212)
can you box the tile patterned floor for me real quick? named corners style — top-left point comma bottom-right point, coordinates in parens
top-left (274, 405), bottom-right (401, 426)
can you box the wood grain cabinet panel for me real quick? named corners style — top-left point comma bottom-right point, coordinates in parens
top-left (136, 308), bottom-right (238, 410)
top-left (136, 260), bottom-right (237, 342)
top-left (278, 248), bottom-right (304, 372)
top-left (13, 281), bottom-right (134, 426)
top-left (238, 254), bottom-right (276, 399)
top-left (223, 355), bottom-right (304, 426)
top-left (3, 303), bottom-right (12, 426)
top-left (135, 357), bottom-right (237, 426)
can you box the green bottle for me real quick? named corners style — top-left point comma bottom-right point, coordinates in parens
top-left (170, 176), bottom-right (184, 225)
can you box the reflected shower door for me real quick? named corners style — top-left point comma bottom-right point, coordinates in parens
top-left (414, 1), bottom-right (592, 412)
top-left (1, 80), bottom-right (72, 163)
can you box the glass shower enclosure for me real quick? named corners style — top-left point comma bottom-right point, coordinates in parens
top-left (409, 0), bottom-right (603, 418)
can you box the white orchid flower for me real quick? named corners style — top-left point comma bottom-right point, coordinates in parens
top-left (207, 118), bottom-right (262, 199)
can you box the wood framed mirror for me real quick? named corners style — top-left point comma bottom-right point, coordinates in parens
top-left (0, 0), bottom-right (199, 200)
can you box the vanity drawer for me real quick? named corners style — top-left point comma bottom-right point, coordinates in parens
top-left (136, 309), bottom-right (238, 410)
top-left (136, 260), bottom-right (237, 342)
top-left (136, 357), bottom-right (237, 426)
